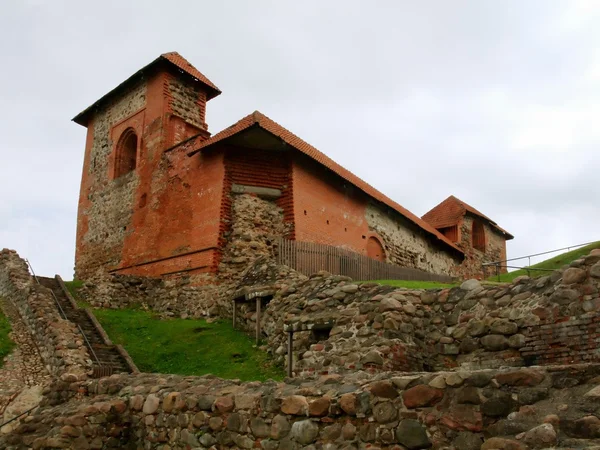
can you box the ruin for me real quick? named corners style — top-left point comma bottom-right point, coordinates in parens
top-left (1, 247), bottom-right (600, 448)
top-left (72, 52), bottom-right (511, 282)
top-left (1, 52), bottom-right (599, 449)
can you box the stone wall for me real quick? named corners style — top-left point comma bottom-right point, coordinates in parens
top-left (456, 215), bottom-right (508, 279)
top-left (79, 273), bottom-right (222, 318)
top-left (251, 249), bottom-right (600, 376)
top-left (0, 249), bottom-right (91, 380)
top-left (75, 79), bottom-right (147, 279)
top-left (366, 202), bottom-right (459, 276)
top-left (3, 364), bottom-right (600, 449)
top-left (219, 193), bottom-right (292, 281)
top-left (79, 194), bottom-right (291, 315)
top-left (168, 76), bottom-right (206, 130)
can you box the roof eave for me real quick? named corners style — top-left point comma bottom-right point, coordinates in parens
top-left (72, 55), bottom-right (221, 127)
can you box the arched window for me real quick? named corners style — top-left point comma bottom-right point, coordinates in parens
top-left (115, 129), bottom-right (138, 178)
top-left (367, 236), bottom-right (386, 262)
top-left (472, 219), bottom-right (486, 252)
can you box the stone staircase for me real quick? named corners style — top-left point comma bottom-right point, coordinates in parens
top-left (37, 276), bottom-right (134, 377)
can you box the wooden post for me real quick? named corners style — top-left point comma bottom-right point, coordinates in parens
top-left (287, 331), bottom-right (294, 378)
top-left (255, 297), bottom-right (261, 345)
top-left (232, 299), bottom-right (237, 329)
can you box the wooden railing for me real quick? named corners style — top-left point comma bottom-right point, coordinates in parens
top-left (276, 239), bottom-right (453, 283)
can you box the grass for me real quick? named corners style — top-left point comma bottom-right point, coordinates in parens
top-left (93, 307), bottom-right (284, 382)
top-left (64, 280), bottom-right (85, 302)
top-left (365, 280), bottom-right (458, 289)
top-left (0, 306), bottom-right (16, 367)
top-left (488, 241), bottom-right (600, 283)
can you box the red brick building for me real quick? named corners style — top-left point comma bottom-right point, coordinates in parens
top-left (422, 195), bottom-right (513, 278)
top-left (73, 52), bottom-right (511, 280)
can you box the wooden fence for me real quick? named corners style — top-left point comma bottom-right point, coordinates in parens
top-left (276, 239), bottom-right (454, 283)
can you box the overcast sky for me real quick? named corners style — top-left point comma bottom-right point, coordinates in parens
top-left (1, 1), bottom-right (599, 278)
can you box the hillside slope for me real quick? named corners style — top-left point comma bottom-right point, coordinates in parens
top-left (490, 241), bottom-right (600, 282)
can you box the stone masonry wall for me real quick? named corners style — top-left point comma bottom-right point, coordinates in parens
top-left (168, 77), bottom-right (206, 130)
top-left (456, 215), bottom-right (508, 280)
top-left (75, 79), bottom-right (147, 279)
top-left (366, 202), bottom-right (458, 276)
top-left (3, 364), bottom-right (600, 449)
top-left (79, 273), bottom-right (222, 319)
top-left (219, 193), bottom-right (291, 282)
top-left (255, 249), bottom-right (600, 377)
top-left (0, 249), bottom-right (91, 380)
top-left (79, 194), bottom-right (290, 316)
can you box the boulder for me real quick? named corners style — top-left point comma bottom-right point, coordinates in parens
top-left (403, 385), bottom-right (444, 408)
top-left (461, 279), bottom-right (482, 291)
top-left (291, 419), bottom-right (319, 445)
top-left (523, 423), bottom-right (557, 449)
top-left (480, 334), bottom-right (509, 351)
top-left (562, 267), bottom-right (587, 285)
top-left (395, 419), bottom-right (432, 449)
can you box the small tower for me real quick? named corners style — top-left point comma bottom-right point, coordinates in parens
top-left (422, 195), bottom-right (513, 278)
top-left (73, 53), bottom-right (220, 279)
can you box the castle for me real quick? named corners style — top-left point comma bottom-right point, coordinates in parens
top-left (73, 52), bottom-right (512, 280)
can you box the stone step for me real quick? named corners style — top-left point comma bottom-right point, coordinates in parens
top-left (36, 276), bottom-right (132, 376)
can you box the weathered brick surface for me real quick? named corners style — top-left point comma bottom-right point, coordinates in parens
top-left (292, 155), bottom-right (460, 275)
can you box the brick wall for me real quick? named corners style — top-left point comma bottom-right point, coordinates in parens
top-left (117, 147), bottom-right (225, 277)
top-left (292, 155), bottom-right (459, 275)
top-left (76, 66), bottom-right (222, 279)
top-left (292, 155), bottom-right (370, 253)
top-left (522, 315), bottom-right (600, 366)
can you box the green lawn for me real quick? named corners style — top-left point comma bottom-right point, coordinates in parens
top-left (64, 280), bottom-right (84, 300)
top-left (488, 241), bottom-right (600, 283)
top-left (0, 306), bottom-right (16, 367)
top-left (93, 308), bottom-right (284, 382)
top-left (365, 280), bottom-right (458, 289)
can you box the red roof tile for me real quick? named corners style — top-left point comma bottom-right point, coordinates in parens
top-left (422, 195), bottom-right (513, 239)
top-left (188, 111), bottom-right (463, 255)
top-left (161, 52), bottom-right (221, 96)
top-left (73, 52), bottom-right (221, 126)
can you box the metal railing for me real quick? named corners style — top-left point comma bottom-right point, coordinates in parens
top-left (0, 404), bottom-right (39, 429)
top-left (482, 240), bottom-right (599, 281)
top-left (24, 259), bottom-right (111, 377)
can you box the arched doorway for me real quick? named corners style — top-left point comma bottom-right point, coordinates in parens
top-left (367, 236), bottom-right (385, 261)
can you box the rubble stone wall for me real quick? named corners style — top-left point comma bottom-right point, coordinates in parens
top-left (366, 202), bottom-right (459, 276)
top-left (255, 250), bottom-right (600, 376)
top-left (0, 250), bottom-right (91, 380)
top-left (456, 215), bottom-right (508, 279)
top-left (4, 364), bottom-right (600, 449)
top-left (75, 79), bottom-right (146, 279)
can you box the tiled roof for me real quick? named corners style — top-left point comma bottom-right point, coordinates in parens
top-left (422, 195), bottom-right (513, 239)
top-left (73, 52), bottom-right (221, 126)
top-left (188, 111), bottom-right (463, 255)
top-left (161, 52), bottom-right (221, 95)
